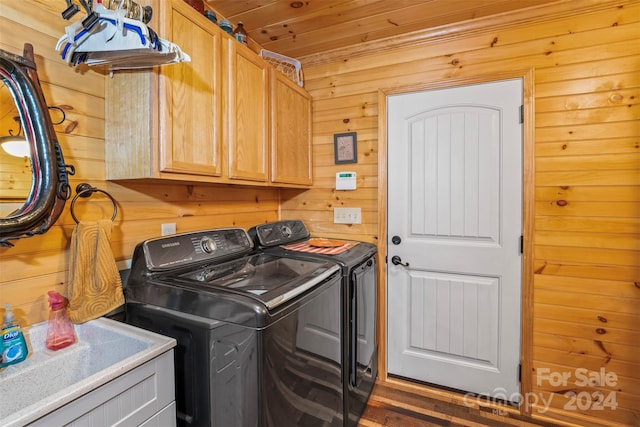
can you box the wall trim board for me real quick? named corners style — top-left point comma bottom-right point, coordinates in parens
top-left (300, 0), bottom-right (635, 67)
top-left (376, 68), bottom-right (536, 416)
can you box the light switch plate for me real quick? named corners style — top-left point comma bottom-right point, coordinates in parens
top-left (161, 223), bottom-right (176, 236)
top-left (334, 207), bottom-right (361, 224)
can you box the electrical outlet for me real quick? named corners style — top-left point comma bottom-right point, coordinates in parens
top-left (161, 223), bottom-right (176, 236)
top-left (334, 207), bottom-right (361, 224)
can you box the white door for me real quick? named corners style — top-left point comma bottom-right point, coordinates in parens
top-left (386, 79), bottom-right (523, 401)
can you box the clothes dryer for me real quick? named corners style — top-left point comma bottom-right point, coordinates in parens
top-left (249, 220), bottom-right (378, 427)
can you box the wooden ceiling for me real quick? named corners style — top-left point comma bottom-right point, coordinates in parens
top-left (204, 0), bottom-right (560, 59)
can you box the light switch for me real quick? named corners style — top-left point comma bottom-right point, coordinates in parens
top-left (334, 207), bottom-right (361, 224)
top-left (161, 223), bottom-right (176, 236)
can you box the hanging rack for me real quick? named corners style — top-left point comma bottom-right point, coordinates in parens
top-left (70, 183), bottom-right (118, 224)
top-left (55, 1), bottom-right (190, 70)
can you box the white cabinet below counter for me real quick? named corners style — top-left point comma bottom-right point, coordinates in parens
top-left (30, 351), bottom-right (175, 427)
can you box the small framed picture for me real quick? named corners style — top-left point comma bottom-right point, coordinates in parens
top-left (333, 132), bottom-right (357, 164)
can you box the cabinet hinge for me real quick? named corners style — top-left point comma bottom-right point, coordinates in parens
top-left (520, 235), bottom-right (524, 254)
top-left (519, 105), bottom-right (524, 124)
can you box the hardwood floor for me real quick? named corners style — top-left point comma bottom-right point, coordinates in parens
top-left (358, 380), bottom-right (562, 427)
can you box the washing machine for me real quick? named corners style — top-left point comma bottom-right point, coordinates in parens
top-left (124, 227), bottom-right (344, 426)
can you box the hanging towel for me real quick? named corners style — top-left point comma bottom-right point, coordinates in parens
top-left (65, 219), bottom-right (124, 324)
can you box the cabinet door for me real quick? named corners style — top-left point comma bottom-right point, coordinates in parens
top-left (226, 40), bottom-right (269, 182)
top-left (270, 72), bottom-right (312, 185)
top-left (160, 1), bottom-right (222, 176)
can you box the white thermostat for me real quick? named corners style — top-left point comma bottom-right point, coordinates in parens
top-left (336, 172), bottom-right (356, 190)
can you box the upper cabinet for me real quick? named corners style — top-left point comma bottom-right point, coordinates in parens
top-left (270, 71), bottom-right (312, 186)
top-left (105, 0), bottom-right (311, 188)
top-left (160, 2), bottom-right (222, 177)
top-left (225, 39), bottom-right (269, 183)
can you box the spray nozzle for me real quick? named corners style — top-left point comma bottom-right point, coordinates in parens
top-left (47, 291), bottom-right (66, 310)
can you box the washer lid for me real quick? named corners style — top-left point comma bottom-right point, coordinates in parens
top-left (174, 253), bottom-right (340, 309)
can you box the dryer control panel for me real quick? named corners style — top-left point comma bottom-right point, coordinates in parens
top-left (250, 220), bottom-right (310, 247)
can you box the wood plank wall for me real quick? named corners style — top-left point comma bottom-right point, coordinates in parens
top-left (281, 1), bottom-right (640, 425)
top-left (0, 1), bottom-right (637, 425)
top-left (0, 0), bottom-right (280, 325)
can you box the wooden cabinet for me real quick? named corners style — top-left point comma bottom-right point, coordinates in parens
top-left (105, 0), bottom-right (312, 188)
top-left (225, 39), bottom-right (269, 182)
top-left (106, 0), bottom-right (222, 181)
top-left (270, 71), bottom-right (312, 185)
top-left (160, 2), bottom-right (222, 177)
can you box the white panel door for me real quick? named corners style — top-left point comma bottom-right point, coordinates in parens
top-left (386, 79), bottom-right (523, 401)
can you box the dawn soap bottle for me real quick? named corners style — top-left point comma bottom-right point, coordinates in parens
top-left (46, 291), bottom-right (76, 351)
top-left (1, 304), bottom-right (28, 367)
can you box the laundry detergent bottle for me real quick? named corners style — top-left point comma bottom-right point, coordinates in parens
top-left (46, 291), bottom-right (76, 351)
top-left (1, 304), bottom-right (28, 367)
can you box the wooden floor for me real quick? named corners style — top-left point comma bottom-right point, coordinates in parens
top-left (358, 380), bottom-right (562, 427)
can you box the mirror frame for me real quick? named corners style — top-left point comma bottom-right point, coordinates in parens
top-left (0, 44), bottom-right (73, 247)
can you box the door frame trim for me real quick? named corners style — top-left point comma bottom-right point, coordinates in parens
top-left (377, 69), bottom-right (535, 416)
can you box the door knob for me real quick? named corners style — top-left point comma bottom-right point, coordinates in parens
top-left (391, 235), bottom-right (402, 245)
top-left (391, 255), bottom-right (409, 267)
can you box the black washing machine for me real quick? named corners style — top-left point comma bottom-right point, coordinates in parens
top-left (124, 227), bottom-right (345, 426)
top-left (249, 220), bottom-right (378, 427)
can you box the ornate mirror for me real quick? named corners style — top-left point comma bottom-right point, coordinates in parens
top-left (0, 44), bottom-right (74, 247)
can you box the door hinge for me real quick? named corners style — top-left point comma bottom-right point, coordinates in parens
top-left (519, 105), bottom-right (524, 124)
top-left (520, 235), bottom-right (523, 254)
top-left (385, 255), bottom-right (388, 264)
top-left (518, 363), bottom-right (522, 382)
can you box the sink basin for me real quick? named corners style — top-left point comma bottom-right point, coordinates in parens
top-left (0, 317), bottom-right (175, 427)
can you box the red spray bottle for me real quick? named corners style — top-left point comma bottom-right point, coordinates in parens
top-left (46, 291), bottom-right (76, 351)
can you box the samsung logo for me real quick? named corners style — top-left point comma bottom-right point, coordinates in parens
top-left (161, 242), bottom-right (181, 248)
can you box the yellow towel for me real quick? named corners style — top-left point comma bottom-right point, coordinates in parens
top-left (65, 219), bottom-right (124, 324)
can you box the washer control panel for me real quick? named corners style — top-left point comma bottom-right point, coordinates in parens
top-left (142, 228), bottom-right (253, 270)
top-left (250, 220), bottom-right (310, 247)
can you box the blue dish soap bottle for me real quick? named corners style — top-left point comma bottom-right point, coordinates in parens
top-left (1, 304), bottom-right (28, 367)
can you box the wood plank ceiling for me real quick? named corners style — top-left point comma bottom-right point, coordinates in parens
top-left (204, 0), bottom-right (561, 59)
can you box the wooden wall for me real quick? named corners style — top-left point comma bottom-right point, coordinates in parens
top-left (0, 0), bottom-right (637, 425)
top-left (0, 0), bottom-right (280, 326)
top-left (282, 0), bottom-right (640, 426)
